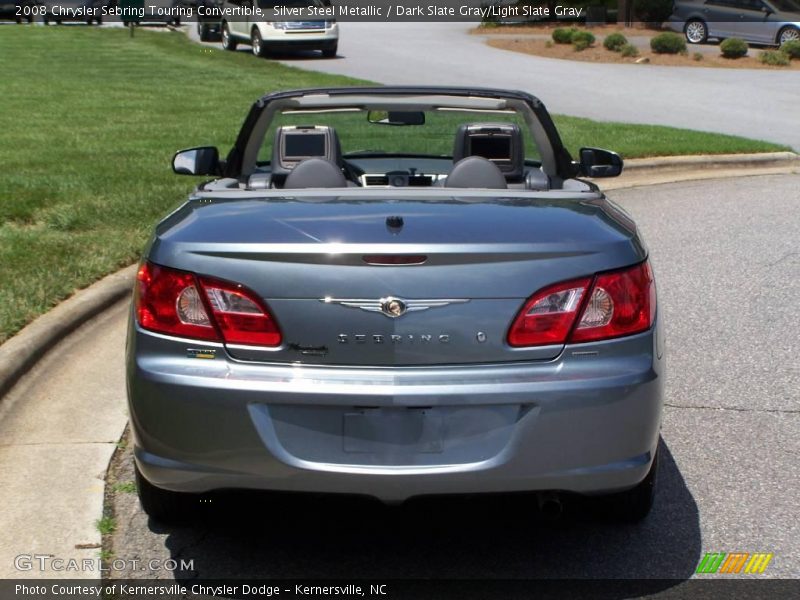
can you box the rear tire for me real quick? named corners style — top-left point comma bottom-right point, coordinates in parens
top-left (221, 22), bottom-right (237, 51)
top-left (684, 19), bottom-right (708, 44)
top-left (135, 465), bottom-right (194, 524)
top-left (778, 26), bottom-right (799, 46)
top-left (321, 42), bottom-right (338, 58)
top-left (598, 447), bottom-right (659, 522)
top-left (251, 27), bottom-right (268, 57)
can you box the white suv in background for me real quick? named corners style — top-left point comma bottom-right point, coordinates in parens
top-left (221, 0), bottom-right (339, 58)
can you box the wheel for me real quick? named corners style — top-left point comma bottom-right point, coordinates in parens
top-left (27, 15), bottom-right (33, 23)
top-left (43, 17), bottom-right (48, 24)
top-left (221, 22), bottom-right (237, 51)
top-left (321, 42), bottom-right (338, 58)
top-left (134, 465), bottom-right (195, 523)
top-left (778, 26), bottom-right (799, 46)
top-left (684, 19), bottom-right (708, 44)
top-left (97, 17), bottom-right (102, 25)
top-left (197, 21), bottom-right (210, 41)
top-left (86, 18), bottom-right (92, 25)
top-left (251, 27), bottom-right (268, 57)
top-left (598, 447), bottom-right (659, 522)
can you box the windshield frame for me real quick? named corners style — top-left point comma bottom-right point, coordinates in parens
top-left (224, 87), bottom-right (576, 180)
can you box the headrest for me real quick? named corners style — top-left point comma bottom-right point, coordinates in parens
top-left (283, 158), bottom-right (347, 189)
top-left (271, 125), bottom-right (343, 178)
top-left (452, 123), bottom-right (525, 181)
top-left (444, 156), bottom-right (507, 190)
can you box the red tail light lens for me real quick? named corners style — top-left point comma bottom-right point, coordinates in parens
top-left (136, 263), bottom-right (219, 341)
top-left (135, 262), bottom-right (282, 347)
top-left (507, 278), bottom-right (591, 347)
top-left (507, 261), bottom-right (655, 347)
top-left (197, 276), bottom-right (282, 346)
top-left (570, 261), bottom-right (655, 343)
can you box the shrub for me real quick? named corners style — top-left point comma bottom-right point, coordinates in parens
top-left (574, 38), bottom-right (591, 52)
top-left (571, 30), bottom-right (596, 47)
top-left (781, 39), bottom-right (800, 59)
top-left (760, 50), bottom-right (790, 66)
top-left (620, 43), bottom-right (640, 58)
top-left (693, 52), bottom-right (703, 61)
top-left (552, 27), bottom-right (578, 44)
top-left (545, 40), bottom-right (553, 48)
top-left (720, 38), bottom-right (748, 58)
top-left (634, 0), bottom-right (674, 26)
top-left (603, 32), bottom-right (628, 52)
top-left (650, 32), bottom-right (687, 54)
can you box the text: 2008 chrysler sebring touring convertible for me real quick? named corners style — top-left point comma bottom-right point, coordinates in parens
top-left (126, 87), bottom-right (664, 523)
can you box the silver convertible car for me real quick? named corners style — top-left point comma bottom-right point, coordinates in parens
top-left (127, 87), bottom-right (664, 523)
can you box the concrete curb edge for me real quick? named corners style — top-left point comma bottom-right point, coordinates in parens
top-left (0, 265), bottom-right (138, 400)
top-left (623, 151), bottom-right (800, 171)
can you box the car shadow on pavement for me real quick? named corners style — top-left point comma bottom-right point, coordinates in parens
top-left (231, 47), bottom-right (340, 61)
top-left (144, 438), bottom-right (700, 588)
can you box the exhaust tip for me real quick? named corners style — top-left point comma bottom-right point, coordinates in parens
top-left (537, 492), bottom-right (563, 519)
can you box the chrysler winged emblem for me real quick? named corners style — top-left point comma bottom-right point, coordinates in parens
top-left (322, 296), bottom-right (469, 318)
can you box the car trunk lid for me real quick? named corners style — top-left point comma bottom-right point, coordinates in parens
top-left (150, 193), bottom-right (645, 365)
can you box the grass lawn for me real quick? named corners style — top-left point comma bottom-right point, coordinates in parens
top-left (0, 27), bottom-right (790, 343)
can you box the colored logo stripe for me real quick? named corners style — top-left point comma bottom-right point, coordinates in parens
top-left (696, 552), bottom-right (773, 574)
top-left (696, 553), bottom-right (726, 574)
top-left (719, 553), bottom-right (749, 574)
top-left (745, 553), bottom-right (773, 574)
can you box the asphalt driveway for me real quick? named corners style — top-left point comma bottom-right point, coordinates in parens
top-left (103, 174), bottom-right (800, 583)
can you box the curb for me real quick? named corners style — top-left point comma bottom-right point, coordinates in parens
top-left (623, 151), bottom-right (800, 172)
top-left (0, 152), bottom-right (798, 399)
top-left (0, 264), bottom-right (137, 400)
top-left (597, 152), bottom-right (800, 190)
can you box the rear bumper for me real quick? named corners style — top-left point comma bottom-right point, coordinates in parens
top-left (257, 23), bottom-right (338, 50)
top-left (127, 316), bottom-right (665, 503)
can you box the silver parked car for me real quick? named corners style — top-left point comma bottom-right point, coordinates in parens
top-left (127, 87), bottom-right (665, 523)
top-left (668, 0), bottom-right (800, 45)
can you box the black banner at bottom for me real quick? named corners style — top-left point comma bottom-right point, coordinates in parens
top-left (2, 579), bottom-right (800, 600)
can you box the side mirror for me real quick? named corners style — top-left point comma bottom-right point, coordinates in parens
top-left (578, 147), bottom-right (623, 178)
top-left (367, 111), bottom-right (426, 126)
top-left (172, 146), bottom-right (220, 176)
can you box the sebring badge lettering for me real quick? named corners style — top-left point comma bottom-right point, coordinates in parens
top-left (338, 334), bottom-right (450, 344)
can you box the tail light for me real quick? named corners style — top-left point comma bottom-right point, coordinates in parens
top-left (507, 278), bottom-right (591, 347)
top-left (508, 261), bottom-right (655, 347)
top-left (135, 262), bottom-right (282, 347)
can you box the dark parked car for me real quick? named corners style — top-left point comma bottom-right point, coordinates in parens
top-left (128, 87), bottom-right (664, 524)
top-left (0, 0), bottom-right (41, 22)
top-left (178, 0), bottom-right (224, 40)
top-left (668, 0), bottom-right (800, 45)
